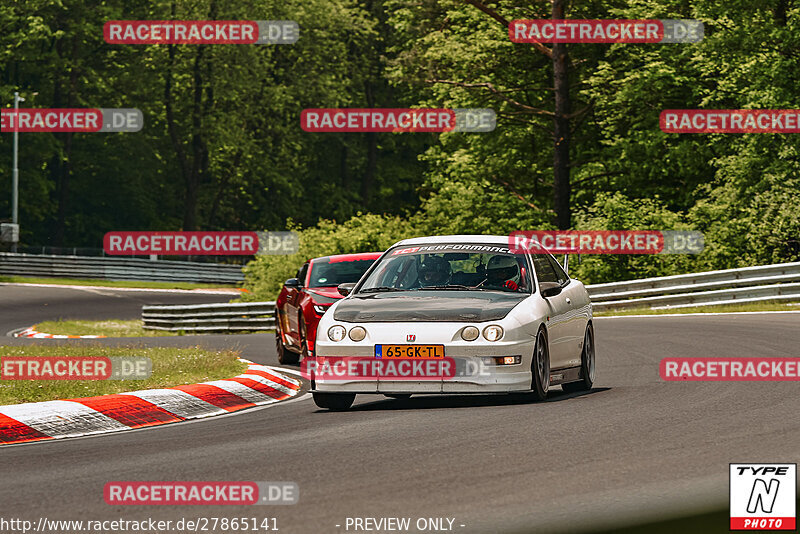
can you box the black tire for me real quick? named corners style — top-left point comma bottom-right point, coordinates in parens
top-left (384, 394), bottom-right (411, 399)
top-left (275, 313), bottom-right (300, 365)
top-left (530, 328), bottom-right (550, 400)
top-left (562, 323), bottom-right (595, 393)
top-left (299, 314), bottom-right (311, 360)
top-left (313, 392), bottom-right (355, 411)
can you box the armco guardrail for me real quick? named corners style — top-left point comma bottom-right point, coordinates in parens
top-left (138, 263), bottom-right (800, 331)
top-left (587, 262), bottom-right (800, 311)
top-left (0, 252), bottom-right (244, 284)
top-left (142, 302), bottom-right (275, 332)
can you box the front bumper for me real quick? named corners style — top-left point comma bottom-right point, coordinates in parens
top-left (312, 322), bottom-right (535, 394)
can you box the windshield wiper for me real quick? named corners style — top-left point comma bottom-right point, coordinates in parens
top-left (415, 284), bottom-right (484, 291)
top-left (359, 286), bottom-right (407, 293)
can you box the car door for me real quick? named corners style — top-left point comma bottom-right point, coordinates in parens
top-left (531, 254), bottom-right (572, 369)
top-left (285, 262), bottom-right (309, 348)
top-left (545, 254), bottom-right (585, 368)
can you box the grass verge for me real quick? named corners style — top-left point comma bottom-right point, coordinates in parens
top-left (0, 344), bottom-right (248, 405)
top-left (33, 319), bottom-right (179, 337)
top-left (31, 319), bottom-right (274, 337)
top-left (0, 275), bottom-right (240, 291)
top-left (595, 300), bottom-right (800, 317)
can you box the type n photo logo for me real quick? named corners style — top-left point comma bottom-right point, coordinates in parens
top-left (730, 464), bottom-right (796, 530)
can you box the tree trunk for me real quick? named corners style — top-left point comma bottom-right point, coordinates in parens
top-left (362, 82), bottom-right (377, 204)
top-left (53, 133), bottom-right (73, 247)
top-left (340, 144), bottom-right (349, 190)
top-left (164, 0), bottom-right (208, 231)
top-left (51, 32), bottom-right (78, 247)
top-left (165, 44), bottom-right (206, 231)
top-left (184, 44), bottom-right (207, 231)
top-left (552, 0), bottom-right (571, 230)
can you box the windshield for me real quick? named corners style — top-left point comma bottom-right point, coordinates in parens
top-left (358, 245), bottom-right (531, 293)
top-left (308, 258), bottom-right (377, 288)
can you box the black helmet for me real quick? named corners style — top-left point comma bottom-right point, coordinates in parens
top-left (418, 256), bottom-right (451, 286)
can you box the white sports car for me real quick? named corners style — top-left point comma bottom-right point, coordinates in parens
top-left (310, 235), bottom-right (594, 411)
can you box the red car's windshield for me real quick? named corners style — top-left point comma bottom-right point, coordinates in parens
top-left (308, 258), bottom-right (376, 288)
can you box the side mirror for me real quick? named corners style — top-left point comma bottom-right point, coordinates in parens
top-left (540, 282), bottom-right (563, 298)
top-left (337, 282), bottom-right (356, 297)
top-left (284, 278), bottom-right (301, 288)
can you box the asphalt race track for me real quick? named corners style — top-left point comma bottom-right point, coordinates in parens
top-left (0, 284), bottom-right (234, 335)
top-left (1, 284), bottom-right (800, 533)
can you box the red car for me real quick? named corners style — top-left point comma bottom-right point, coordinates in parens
top-left (275, 252), bottom-right (382, 364)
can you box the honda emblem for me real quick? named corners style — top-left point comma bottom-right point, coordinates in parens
top-left (406, 334), bottom-right (416, 342)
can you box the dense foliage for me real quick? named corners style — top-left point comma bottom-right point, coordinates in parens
top-left (1, 0), bottom-right (798, 298)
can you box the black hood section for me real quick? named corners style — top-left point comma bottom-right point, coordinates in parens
top-left (333, 291), bottom-right (527, 322)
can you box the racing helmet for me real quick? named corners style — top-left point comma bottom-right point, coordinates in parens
top-left (486, 255), bottom-right (520, 284)
top-left (418, 256), bottom-right (451, 286)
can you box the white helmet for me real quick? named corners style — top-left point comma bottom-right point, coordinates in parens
top-left (486, 255), bottom-right (520, 284)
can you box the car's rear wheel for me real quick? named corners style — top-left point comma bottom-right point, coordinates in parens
top-left (313, 392), bottom-right (355, 411)
top-left (275, 313), bottom-right (300, 365)
top-left (530, 328), bottom-right (550, 400)
top-left (562, 323), bottom-right (595, 393)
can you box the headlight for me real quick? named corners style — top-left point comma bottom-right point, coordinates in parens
top-left (313, 304), bottom-right (327, 315)
top-left (349, 326), bottom-right (366, 342)
top-left (328, 325), bottom-right (346, 341)
top-left (482, 325), bottom-right (504, 342)
top-left (461, 326), bottom-right (479, 341)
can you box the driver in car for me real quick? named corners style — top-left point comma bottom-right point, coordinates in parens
top-left (481, 255), bottom-right (521, 291)
top-left (417, 256), bottom-right (451, 287)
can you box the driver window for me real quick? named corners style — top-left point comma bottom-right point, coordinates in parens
top-left (517, 258), bottom-right (530, 291)
top-left (531, 255), bottom-right (558, 288)
top-left (297, 263), bottom-right (309, 286)
top-left (379, 257), bottom-right (418, 288)
top-left (546, 255), bottom-right (569, 286)
top-left (399, 259), bottom-right (419, 288)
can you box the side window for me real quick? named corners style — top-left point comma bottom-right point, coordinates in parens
top-left (515, 256), bottom-right (530, 291)
top-left (531, 255), bottom-right (559, 287)
top-left (394, 258), bottom-right (419, 288)
top-left (378, 257), bottom-right (417, 288)
top-left (378, 260), bottom-right (400, 287)
top-left (546, 254), bottom-right (569, 286)
top-left (297, 263), bottom-right (309, 286)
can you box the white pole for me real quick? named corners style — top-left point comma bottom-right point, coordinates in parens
top-left (11, 92), bottom-right (23, 252)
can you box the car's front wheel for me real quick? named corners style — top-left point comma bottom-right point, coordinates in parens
top-left (530, 328), bottom-right (550, 400)
top-left (299, 315), bottom-right (311, 360)
top-left (562, 323), bottom-right (595, 393)
top-left (313, 392), bottom-right (355, 411)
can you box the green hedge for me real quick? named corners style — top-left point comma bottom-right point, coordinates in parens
top-left (242, 188), bottom-right (800, 300)
top-left (242, 214), bottom-right (419, 301)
